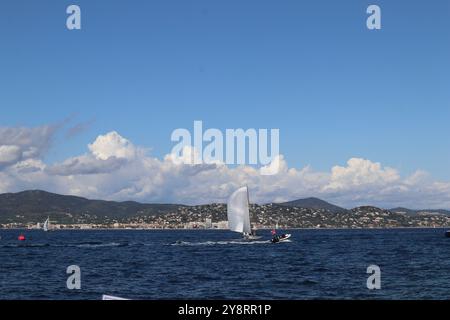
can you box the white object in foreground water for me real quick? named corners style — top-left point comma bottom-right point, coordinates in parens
top-left (102, 295), bottom-right (129, 300)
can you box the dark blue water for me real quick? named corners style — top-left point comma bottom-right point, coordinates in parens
top-left (1, 228), bottom-right (450, 300)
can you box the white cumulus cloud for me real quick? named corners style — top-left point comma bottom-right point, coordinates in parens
top-left (0, 127), bottom-right (449, 209)
top-left (325, 158), bottom-right (400, 191)
top-left (88, 131), bottom-right (140, 160)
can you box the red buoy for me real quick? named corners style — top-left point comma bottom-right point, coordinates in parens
top-left (18, 235), bottom-right (25, 241)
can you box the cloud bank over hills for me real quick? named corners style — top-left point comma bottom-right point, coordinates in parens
top-left (0, 125), bottom-right (449, 209)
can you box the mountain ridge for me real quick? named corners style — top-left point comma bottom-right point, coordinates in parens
top-left (390, 207), bottom-right (450, 216)
top-left (1, 190), bottom-right (449, 225)
top-left (0, 190), bottom-right (182, 224)
top-left (276, 197), bottom-right (348, 213)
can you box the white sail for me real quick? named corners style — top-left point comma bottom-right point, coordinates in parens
top-left (227, 186), bottom-right (251, 235)
top-left (43, 217), bottom-right (49, 232)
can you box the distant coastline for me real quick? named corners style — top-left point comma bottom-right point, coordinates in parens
top-left (1, 190), bottom-right (450, 230)
top-left (1, 226), bottom-right (449, 231)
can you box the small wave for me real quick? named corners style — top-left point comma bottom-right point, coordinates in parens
top-left (312, 267), bottom-right (330, 272)
top-left (1, 243), bottom-right (51, 248)
top-left (76, 242), bottom-right (123, 248)
top-left (300, 279), bottom-right (319, 286)
top-left (170, 240), bottom-right (271, 246)
top-left (77, 241), bottom-right (103, 245)
top-left (0, 241), bottom-right (128, 249)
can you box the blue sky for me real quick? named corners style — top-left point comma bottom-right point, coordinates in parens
top-left (0, 0), bottom-right (449, 182)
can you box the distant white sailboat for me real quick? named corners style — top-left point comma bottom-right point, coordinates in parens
top-left (43, 217), bottom-right (50, 232)
top-left (227, 186), bottom-right (260, 240)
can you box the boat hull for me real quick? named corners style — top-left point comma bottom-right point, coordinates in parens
top-left (271, 233), bottom-right (291, 243)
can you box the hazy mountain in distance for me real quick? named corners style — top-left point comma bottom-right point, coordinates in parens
top-left (277, 197), bottom-right (347, 213)
top-left (2, 190), bottom-right (449, 226)
top-left (390, 207), bottom-right (450, 216)
top-left (0, 190), bottom-right (182, 224)
top-left (390, 207), bottom-right (419, 216)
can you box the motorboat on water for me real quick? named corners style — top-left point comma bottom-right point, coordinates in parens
top-left (271, 233), bottom-right (291, 243)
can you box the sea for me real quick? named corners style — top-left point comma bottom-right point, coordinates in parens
top-left (0, 228), bottom-right (450, 300)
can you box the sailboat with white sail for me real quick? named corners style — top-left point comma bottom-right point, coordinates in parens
top-left (227, 186), bottom-right (260, 240)
top-left (43, 217), bottom-right (50, 232)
